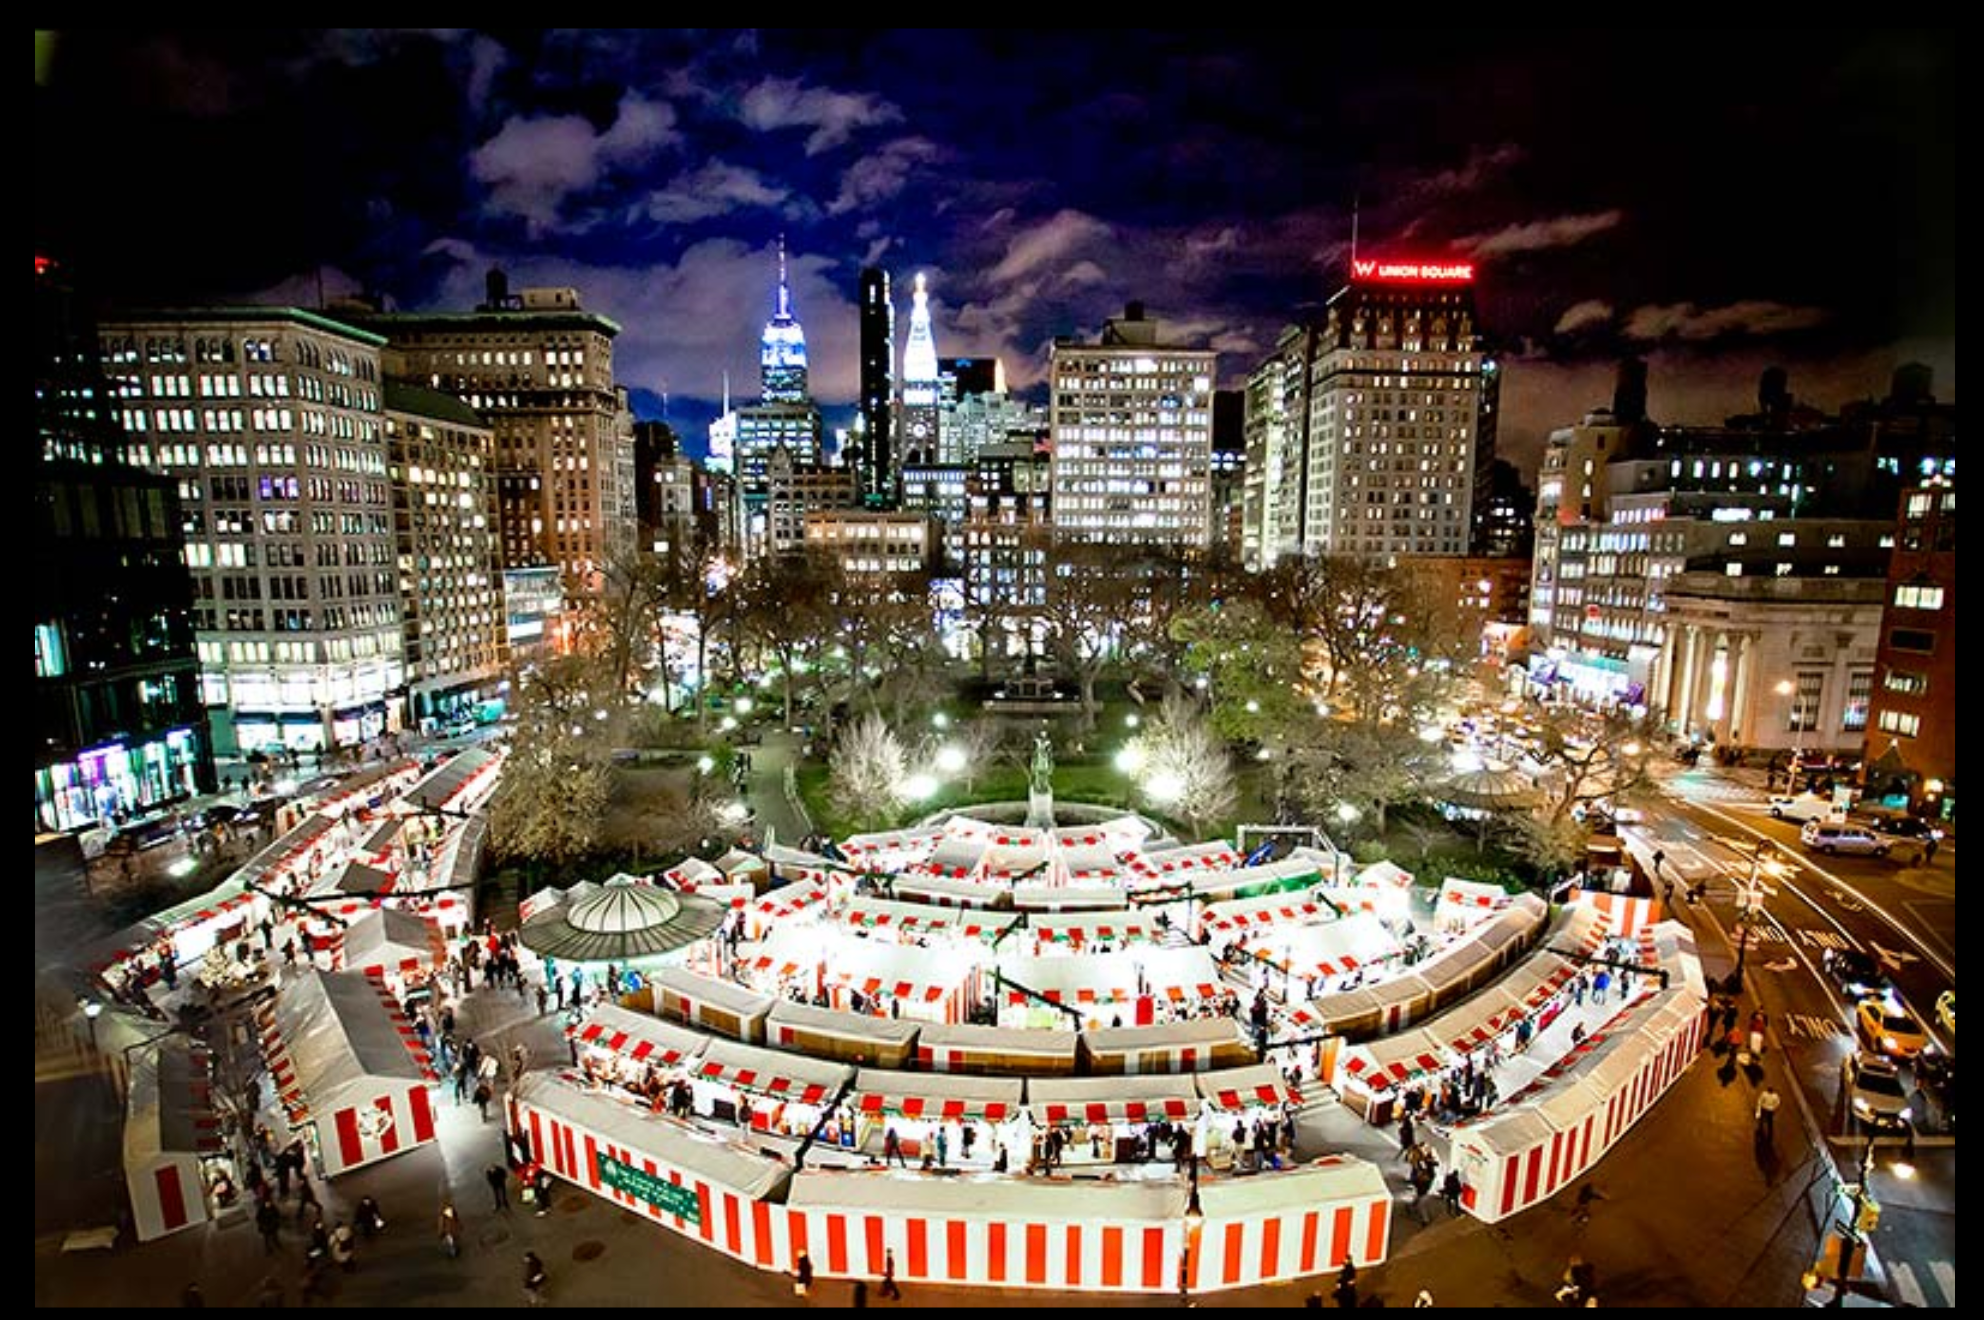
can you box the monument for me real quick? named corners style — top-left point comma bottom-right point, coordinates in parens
top-left (1025, 728), bottom-right (1056, 829)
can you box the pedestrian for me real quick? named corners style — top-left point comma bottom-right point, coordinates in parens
top-left (454, 1056), bottom-right (472, 1105)
top-left (329, 1219), bottom-right (356, 1271)
top-left (536, 983), bottom-right (549, 1016)
top-left (935, 1126), bottom-right (949, 1169)
top-left (438, 1200), bottom-right (460, 1258)
top-left (274, 1151), bottom-right (292, 1199)
top-left (1755, 1085), bottom-right (1780, 1140)
top-left (852, 1279), bottom-right (869, 1308)
top-left (1333, 1260), bottom-right (1359, 1308)
top-left (295, 1173), bottom-right (319, 1227)
top-left (1652, 849), bottom-right (1666, 877)
top-left (486, 1163), bottom-right (511, 1212)
top-left (522, 1250), bottom-right (548, 1307)
top-left (1747, 1009), bottom-right (1768, 1059)
top-left (533, 1167), bottom-right (554, 1218)
top-left (356, 1195), bottom-right (385, 1237)
top-left (474, 1079), bottom-right (493, 1122)
top-left (880, 1247), bottom-right (902, 1300)
top-left (1924, 835), bottom-right (1940, 864)
top-left (1441, 1168), bottom-right (1464, 1216)
top-left (884, 1126), bottom-right (907, 1168)
top-left (1399, 1112), bottom-right (1415, 1156)
top-left (1572, 1183), bottom-right (1604, 1226)
top-left (256, 1198), bottom-right (282, 1254)
top-left (793, 1249), bottom-right (815, 1299)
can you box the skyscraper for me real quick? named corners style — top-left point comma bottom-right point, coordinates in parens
top-left (760, 237), bottom-right (809, 404)
top-left (1047, 303), bottom-right (1216, 550)
top-left (900, 273), bottom-right (941, 466)
top-left (857, 266), bottom-right (897, 509)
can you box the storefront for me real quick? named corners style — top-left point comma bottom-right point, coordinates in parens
top-left (1025, 1074), bottom-right (1201, 1169)
top-left (37, 725), bottom-right (209, 833)
top-left (125, 1037), bottom-right (236, 1241)
top-left (846, 1067), bottom-right (1024, 1166)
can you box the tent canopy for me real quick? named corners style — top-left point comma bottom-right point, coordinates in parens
top-left (768, 999), bottom-right (922, 1048)
top-left (1082, 1017), bottom-right (1250, 1057)
top-left (567, 1003), bottom-right (711, 1067)
top-left (693, 1037), bottom-right (851, 1105)
top-left (840, 896), bottom-right (1018, 942)
top-left (514, 1072), bottom-right (792, 1201)
top-left (995, 947), bottom-right (1221, 1005)
top-left (125, 1037), bottom-right (221, 1167)
top-left (341, 906), bottom-right (437, 970)
top-left (650, 966), bottom-right (775, 1022)
top-left (1029, 910), bottom-right (1158, 946)
top-left (262, 971), bottom-right (430, 1118)
top-left (1028, 1073), bottom-right (1200, 1125)
top-left (915, 1022), bottom-right (1078, 1062)
top-left (400, 746), bottom-right (500, 812)
top-left (1195, 1063), bottom-right (1300, 1112)
top-left (849, 1067), bottom-right (1024, 1122)
top-left (1239, 911), bottom-right (1401, 979)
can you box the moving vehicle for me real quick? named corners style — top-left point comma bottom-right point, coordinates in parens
top-left (1801, 821), bottom-right (1886, 856)
top-left (1843, 1053), bottom-right (1912, 1131)
top-left (1821, 948), bottom-right (1891, 1000)
top-left (1769, 792), bottom-right (1840, 823)
top-left (1856, 995), bottom-right (1931, 1060)
top-left (1936, 989), bottom-right (1955, 1035)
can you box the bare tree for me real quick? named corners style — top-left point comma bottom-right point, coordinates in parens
top-left (1129, 693), bottom-right (1238, 839)
top-left (828, 712), bottom-right (909, 833)
top-left (1040, 546), bottom-right (1139, 732)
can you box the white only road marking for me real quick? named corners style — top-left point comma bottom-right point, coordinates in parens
top-left (1797, 929), bottom-right (1851, 951)
top-left (1784, 1014), bottom-right (1845, 1040)
top-left (1929, 1260), bottom-right (1954, 1306)
top-left (1890, 1262), bottom-right (1928, 1309)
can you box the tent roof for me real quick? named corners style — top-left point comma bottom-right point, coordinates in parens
top-left (768, 999), bottom-right (922, 1047)
top-left (262, 971), bottom-right (430, 1114)
top-left (567, 1003), bottom-right (710, 1066)
top-left (787, 1167), bottom-right (1181, 1218)
top-left (1028, 910), bottom-right (1159, 945)
top-left (693, 1037), bottom-right (851, 1104)
top-left (400, 746), bottom-right (499, 812)
top-left (1195, 1063), bottom-right (1301, 1111)
top-left (848, 1067), bottom-right (1024, 1122)
top-left (914, 1021), bottom-right (1078, 1059)
top-left (1012, 881), bottom-right (1125, 911)
top-left (1028, 1073), bottom-right (1200, 1125)
top-left (1081, 1017), bottom-right (1250, 1056)
top-left (340, 906), bottom-right (436, 967)
top-left (519, 881), bottom-right (725, 964)
top-left (650, 966), bottom-right (775, 1023)
top-left (840, 896), bottom-right (1018, 941)
top-left (513, 1072), bottom-right (792, 1200)
top-left (125, 1037), bottom-right (222, 1167)
top-left (995, 947), bottom-right (1221, 1002)
top-left (1239, 911), bottom-right (1401, 978)
top-left (1199, 1155), bottom-right (1386, 1217)
top-left (756, 928), bottom-right (972, 1004)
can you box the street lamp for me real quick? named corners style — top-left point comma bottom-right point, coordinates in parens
top-left (1733, 844), bottom-right (1782, 991)
top-left (80, 999), bottom-right (102, 1056)
top-left (1775, 679), bottom-right (1804, 779)
top-left (1179, 1157), bottom-right (1204, 1307)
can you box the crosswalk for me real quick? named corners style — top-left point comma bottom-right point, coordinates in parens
top-left (1888, 1259), bottom-right (1955, 1308)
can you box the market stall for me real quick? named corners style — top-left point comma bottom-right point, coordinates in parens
top-left (1433, 878), bottom-right (1513, 933)
top-left (566, 1003), bottom-right (710, 1110)
top-left (994, 948), bottom-right (1224, 1028)
top-left (839, 896), bottom-right (1019, 947)
top-left (1234, 911), bottom-right (1403, 1003)
top-left (255, 970), bottom-right (439, 1177)
top-left (891, 871), bottom-right (1010, 909)
top-left (1198, 889), bottom-right (1331, 940)
top-left (1026, 1074), bottom-right (1202, 1168)
top-left (913, 1022), bottom-right (1079, 1076)
top-left (651, 966), bottom-right (774, 1043)
top-left (743, 883), bottom-right (830, 941)
top-left (90, 881), bottom-right (273, 997)
top-left (334, 906), bottom-right (442, 995)
top-left (766, 1000), bottom-right (921, 1068)
top-left (762, 843), bottom-right (846, 888)
top-left (1080, 1018), bottom-right (1254, 1075)
top-left (1123, 840), bottom-right (1241, 881)
top-left (846, 1066), bottom-right (1024, 1164)
top-left (838, 825), bottom-right (946, 873)
top-left (1028, 910), bottom-right (1160, 953)
top-left (1012, 882), bottom-right (1132, 912)
top-left (752, 929), bottom-right (978, 1025)
top-left (690, 1037), bottom-right (852, 1136)
top-left (1329, 1027), bottom-right (1450, 1123)
top-left (395, 746), bottom-right (502, 816)
top-left (124, 1037), bottom-right (230, 1241)
top-left (714, 848), bottom-right (768, 888)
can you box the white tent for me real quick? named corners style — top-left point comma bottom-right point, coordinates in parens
top-left (1240, 911), bottom-right (1401, 981)
top-left (840, 895), bottom-right (1019, 944)
top-left (125, 1037), bottom-right (222, 1241)
top-left (850, 1067), bottom-right (1025, 1123)
top-left (995, 947), bottom-right (1221, 1011)
top-left (1028, 1074), bottom-right (1200, 1126)
top-left (567, 1003), bottom-right (710, 1067)
top-left (914, 1022), bottom-right (1079, 1073)
top-left (650, 965), bottom-right (774, 1043)
top-left (692, 1037), bottom-right (852, 1109)
top-left (257, 970), bottom-right (438, 1177)
top-left (1081, 1017), bottom-right (1253, 1074)
top-left (337, 906), bottom-right (440, 989)
top-left (1195, 1063), bottom-right (1302, 1113)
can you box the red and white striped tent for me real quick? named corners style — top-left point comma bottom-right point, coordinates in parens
top-left (1179, 856), bottom-right (1325, 903)
top-left (124, 1037), bottom-right (223, 1241)
top-left (744, 883), bottom-right (830, 940)
top-left (567, 1003), bottom-right (711, 1069)
top-left (1081, 1017), bottom-right (1254, 1075)
top-left (1029, 909), bottom-right (1161, 952)
top-left (1195, 1062), bottom-right (1302, 1113)
top-left (1239, 912), bottom-right (1402, 982)
top-left (755, 929), bottom-right (976, 1024)
top-left (837, 825), bottom-right (946, 873)
top-left (1571, 888), bottom-right (1665, 939)
top-left (892, 871), bottom-right (1010, 909)
top-left (849, 1066), bottom-right (1024, 1123)
top-left (663, 856), bottom-right (724, 888)
top-left (995, 947), bottom-right (1222, 1017)
top-left (839, 895), bottom-right (1019, 945)
top-left (1446, 924), bottom-right (1706, 1223)
top-left (1331, 1026), bottom-right (1451, 1097)
top-left (1123, 840), bottom-right (1242, 880)
top-left (1351, 859), bottom-right (1415, 889)
top-left (334, 905), bottom-right (443, 993)
top-left (650, 966), bottom-right (775, 1043)
top-left (914, 1021), bottom-right (1080, 1074)
top-left (1028, 1073), bottom-right (1201, 1127)
top-left (1433, 878), bottom-right (1513, 932)
top-left (907, 834), bottom-right (991, 881)
top-left (1199, 889), bottom-right (1330, 938)
top-left (762, 843), bottom-right (847, 887)
top-left (256, 970), bottom-right (439, 1177)
top-left (691, 1037), bottom-right (852, 1128)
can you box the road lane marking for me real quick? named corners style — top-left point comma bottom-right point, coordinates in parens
top-left (1784, 1014), bottom-right (1845, 1040)
top-left (1930, 1261), bottom-right (1954, 1306)
top-left (1797, 929), bottom-right (1850, 951)
top-left (1891, 1262), bottom-right (1927, 1309)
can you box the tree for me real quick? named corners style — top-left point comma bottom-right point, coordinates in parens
top-left (737, 552), bottom-right (838, 727)
top-left (1039, 547), bottom-right (1139, 732)
top-left (1126, 694), bottom-right (1238, 839)
top-left (1526, 705), bottom-right (1660, 829)
top-left (1285, 719), bottom-right (1441, 837)
top-left (1169, 599), bottom-right (1309, 744)
top-left (489, 653), bottom-right (618, 877)
top-left (828, 712), bottom-right (909, 833)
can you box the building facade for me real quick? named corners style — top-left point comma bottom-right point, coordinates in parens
top-left (942, 389), bottom-right (1046, 467)
top-left (1048, 304), bottom-right (1215, 550)
top-left (766, 449), bottom-right (857, 557)
top-left (964, 441), bottom-right (1053, 671)
top-left (901, 462), bottom-right (970, 571)
top-left (383, 380), bottom-right (506, 727)
top-left (802, 509), bottom-right (939, 578)
top-left (103, 308), bottom-right (403, 754)
top-left (856, 266), bottom-right (897, 509)
top-left (1862, 481), bottom-right (1955, 809)
top-left (350, 279), bottom-right (634, 591)
top-left (1242, 261), bottom-right (1491, 563)
top-left (900, 273), bottom-right (942, 466)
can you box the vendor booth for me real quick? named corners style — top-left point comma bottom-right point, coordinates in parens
top-left (743, 883), bottom-right (830, 940)
top-left (1080, 1018), bottom-right (1253, 1075)
top-left (651, 966), bottom-right (774, 1043)
top-left (256, 970), bottom-right (439, 1177)
top-left (1028, 910), bottom-right (1160, 953)
top-left (839, 896), bottom-right (1019, 947)
top-left (1433, 878), bottom-right (1513, 933)
top-left (994, 948), bottom-right (1223, 1028)
top-left (914, 1022), bottom-right (1079, 1076)
top-left (1233, 911), bottom-right (1403, 1001)
top-left (691, 1037), bottom-right (852, 1136)
top-left (567, 1004), bottom-right (710, 1093)
top-left (334, 906), bottom-right (442, 994)
top-left (397, 746), bottom-right (502, 816)
top-left (891, 872), bottom-right (1009, 909)
top-left (751, 929), bottom-right (978, 1025)
top-left (846, 1066), bottom-right (1023, 1165)
top-left (1330, 1027), bottom-right (1450, 1123)
top-left (767, 1000), bottom-right (921, 1068)
top-left (125, 1037), bottom-right (231, 1241)
top-left (1026, 1074), bottom-right (1202, 1168)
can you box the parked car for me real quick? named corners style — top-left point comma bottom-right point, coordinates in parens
top-left (1856, 995), bottom-right (1931, 1060)
top-left (1936, 989), bottom-right (1955, 1035)
top-left (1822, 948), bottom-right (1891, 1000)
top-left (1769, 792), bottom-right (1840, 823)
top-left (1801, 820), bottom-right (1887, 856)
top-left (1843, 1052), bottom-right (1913, 1131)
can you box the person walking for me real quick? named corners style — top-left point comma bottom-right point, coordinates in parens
top-left (535, 982), bottom-right (549, 1017)
top-left (256, 1198), bottom-right (282, 1254)
top-left (486, 1163), bottom-right (511, 1212)
top-left (880, 1248), bottom-right (902, 1301)
top-left (1332, 1260), bottom-right (1359, 1308)
top-left (884, 1126), bottom-right (907, 1169)
top-left (934, 1126), bottom-right (949, 1169)
top-left (1441, 1168), bottom-right (1464, 1217)
top-left (474, 1078), bottom-right (493, 1123)
top-left (328, 1219), bottom-right (356, 1272)
top-left (793, 1249), bottom-right (815, 1299)
top-left (1572, 1183), bottom-right (1604, 1226)
top-left (438, 1200), bottom-right (461, 1258)
top-left (295, 1173), bottom-right (320, 1227)
top-left (1755, 1085), bottom-right (1781, 1140)
top-left (533, 1167), bottom-right (554, 1218)
top-left (1398, 1112), bottom-right (1415, 1158)
top-left (522, 1250), bottom-right (548, 1307)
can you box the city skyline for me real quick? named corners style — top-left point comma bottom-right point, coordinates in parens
top-left (35, 30), bottom-right (1955, 474)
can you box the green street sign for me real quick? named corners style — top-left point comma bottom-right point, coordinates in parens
top-left (597, 1151), bottom-right (700, 1223)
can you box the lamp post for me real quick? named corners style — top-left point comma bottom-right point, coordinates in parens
top-left (1732, 845), bottom-right (1779, 992)
top-left (1775, 679), bottom-right (1803, 784)
top-left (80, 999), bottom-right (102, 1059)
top-left (1828, 1136), bottom-right (1913, 1307)
top-left (1179, 1157), bottom-right (1204, 1307)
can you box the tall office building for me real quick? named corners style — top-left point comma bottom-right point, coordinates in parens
top-left (1243, 258), bottom-right (1493, 562)
top-left (900, 273), bottom-right (942, 466)
top-left (760, 238), bottom-right (809, 404)
top-left (102, 308), bottom-right (404, 753)
top-left (36, 257), bottom-right (214, 829)
top-left (1047, 303), bottom-right (1215, 549)
top-left (348, 276), bottom-right (634, 591)
top-left (856, 266), bottom-right (897, 509)
top-left (733, 249), bottom-right (824, 553)
top-left (964, 441), bottom-right (1054, 671)
top-left (943, 389), bottom-right (1046, 466)
top-left (382, 380), bottom-right (506, 726)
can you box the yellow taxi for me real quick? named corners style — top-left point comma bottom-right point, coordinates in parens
top-left (1856, 995), bottom-right (1930, 1060)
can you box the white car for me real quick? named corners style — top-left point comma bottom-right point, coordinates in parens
top-left (1843, 1053), bottom-right (1912, 1131)
top-left (1769, 793), bottom-right (1839, 823)
top-left (1801, 821), bottom-right (1887, 856)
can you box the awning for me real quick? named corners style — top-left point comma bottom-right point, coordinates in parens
top-left (1196, 1063), bottom-right (1301, 1112)
top-left (565, 1004), bottom-right (709, 1067)
top-left (849, 1068), bottom-right (1022, 1123)
top-left (1028, 1075), bottom-right (1200, 1125)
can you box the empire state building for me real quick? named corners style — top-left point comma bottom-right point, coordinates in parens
top-left (760, 237), bottom-right (809, 404)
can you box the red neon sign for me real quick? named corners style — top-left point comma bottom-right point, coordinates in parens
top-left (1352, 259), bottom-right (1474, 283)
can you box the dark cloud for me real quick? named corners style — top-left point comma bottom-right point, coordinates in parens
top-left (35, 29), bottom-right (1954, 473)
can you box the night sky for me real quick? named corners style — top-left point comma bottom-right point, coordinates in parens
top-left (35, 29), bottom-right (1955, 473)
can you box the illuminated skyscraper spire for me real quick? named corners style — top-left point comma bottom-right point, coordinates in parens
top-left (760, 235), bottom-right (809, 403)
top-left (900, 272), bottom-right (941, 462)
